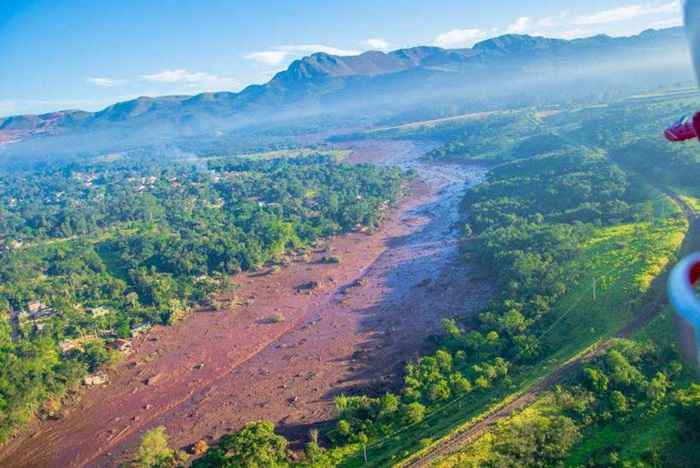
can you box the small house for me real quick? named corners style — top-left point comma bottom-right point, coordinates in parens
top-left (86, 306), bottom-right (110, 319)
top-left (109, 338), bottom-right (133, 354)
top-left (59, 339), bottom-right (82, 353)
top-left (27, 301), bottom-right (47, 314)
top-left (130, 324), bottom-right (151, 336)
top-left (19, 301), bottom-right (58, 324)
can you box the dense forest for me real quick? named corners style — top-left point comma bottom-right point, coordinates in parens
top-left (0, 154), bottom-right (406, 443)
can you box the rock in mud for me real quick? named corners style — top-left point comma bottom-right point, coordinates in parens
top-left (144, 373), bottom-right (162, 386)
top-left (296, 281), bottom-right (319, 292)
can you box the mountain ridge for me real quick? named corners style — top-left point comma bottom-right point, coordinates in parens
top-left (0, 26), bottom-right (690, 151)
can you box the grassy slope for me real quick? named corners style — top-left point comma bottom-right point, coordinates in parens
top-left (563, 307), bottom-right (699, 468)
top-left (432, 193), bottom-right (693, 468)
top-left (433, 309), bottom-right (698, 468)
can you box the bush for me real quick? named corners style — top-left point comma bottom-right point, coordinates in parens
top-left (132, 426), bottom-right (182, 468)
top-left (402, 402), bottom-right (426, 425)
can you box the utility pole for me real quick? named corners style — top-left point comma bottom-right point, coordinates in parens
top-left (363, 444), bottom-right (368, 464)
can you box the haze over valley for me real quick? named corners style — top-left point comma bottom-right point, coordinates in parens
top-left (1, 2), bottom-right (700, 467)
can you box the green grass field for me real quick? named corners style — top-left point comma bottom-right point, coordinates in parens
top-left (562, 307), bottom-right (699, 468)
top-left (435, 307), bottom-right (699, 468)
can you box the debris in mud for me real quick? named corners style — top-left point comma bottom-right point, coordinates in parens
top-left (350, 278), bottom-right (367, 288)
top-left (319, 255), bottom-right (341, 264)
top-left (296, 281), bottom-right (319, 292)
top-left (193, 363), bottom-right (205, 370)
top-left (416, 278), bottom-right (432, 288)
top-left (108, 338), bottom-right (133, 354)
top-left (265, 313), bottom-right (285, 324)
top-left (191, 440), bottom-right (209, 455)
top-left (84, 373), bottom-right (108, 386)
top-left (144, 373), bottom-right (162, 386)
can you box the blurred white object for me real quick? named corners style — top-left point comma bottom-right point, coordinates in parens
top-left (668, 253), bottom-right (700, 374)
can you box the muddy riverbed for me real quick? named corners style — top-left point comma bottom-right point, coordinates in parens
top-left (0, 140), bottom-right (492, 467)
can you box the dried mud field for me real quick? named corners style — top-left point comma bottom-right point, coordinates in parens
top-left (0, 140), bottom-right (492, 467)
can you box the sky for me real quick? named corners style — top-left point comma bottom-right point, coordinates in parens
top-left (0, 0), bottom-right (685, 117)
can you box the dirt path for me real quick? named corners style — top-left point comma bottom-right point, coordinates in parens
top-left (0, 140), bottom-right (492, 468)
top-left (404, 192), bottom-right (698, 467)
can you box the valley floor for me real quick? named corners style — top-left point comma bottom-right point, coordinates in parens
top-left (0, 140), bottom-right (492, 468)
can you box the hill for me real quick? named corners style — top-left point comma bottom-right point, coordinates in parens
top-left (0, 27), bottom-right (692, 160)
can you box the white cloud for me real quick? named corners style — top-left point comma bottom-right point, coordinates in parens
top-left (558, 28), bottom-right (595, 39)
top-left (140, 69), bottom-right (239, 90)
top-left (365, 38), bottom-right (389, 50)
top-left (245, 44), bottom-right (362, 67)
top-left (433, 28), bottom-right (486, 48)
top-left (277, 44), bottom-right (361, 56)
top-left (0, 100), bottom-right (18, 117)
top-left (492, 4), bottom-right (679, 41)
top-left (86, 77), bottom-right (124, 87)
top-left (0, 98), bottom-right (129, 116)
top-left (245, 51), bottom-right (289, 66)
top-left (507, 17), bottom-right (532, 34)
top-left (141, 69), bottom-right (211, 83)
top-left (574, 1), bottom-right (680, 25)
top-left (648, 16), bottom-right (684, 28)
top-left (504, 12), bottom-right (569, 35)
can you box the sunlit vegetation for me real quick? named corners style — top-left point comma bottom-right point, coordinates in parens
top-left (197, 96), bottom-right (698, 467)
top-left (132, 426), bottom-right (188, 468)
top-left (439, 311), bottom-right (700, 468)
top-left (0, 154), bottom-right (406, 442)
top-left (402, 92), bottom-right (700, 467)
top-left (5, 87), bottom-right (700, 466)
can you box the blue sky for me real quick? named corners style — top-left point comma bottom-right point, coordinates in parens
top-left (0, 0), bottom-right (684, 117)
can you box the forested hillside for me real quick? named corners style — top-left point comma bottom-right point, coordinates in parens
top-left (423, 91), bottom-right (700, 467)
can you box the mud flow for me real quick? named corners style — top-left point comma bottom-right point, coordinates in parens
top-left (0, 140), bottom-right (492, 467)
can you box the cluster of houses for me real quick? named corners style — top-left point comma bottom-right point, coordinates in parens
top-left (14, 301), bottom-right (58, 332)
top-left (9, 300), bottom-right (154, 360)
top-left (73, 171), bottom-right (99, 188)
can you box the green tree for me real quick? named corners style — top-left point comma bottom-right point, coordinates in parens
top-left (132, 426), bottom-right (177, 468)
top-left (402, 402), bottom-right (426, 425)
top-left (646, 372), bottom-right (670, 407)
top-left (610, 390), bottom-right (629, 414)
top-left (196, 421), bottom-right (288, 468)
top-left (675, 384), bottom-right (700, 438)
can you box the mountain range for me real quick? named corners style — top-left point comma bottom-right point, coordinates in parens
top-left (0, 27), bottom-right (692, 157)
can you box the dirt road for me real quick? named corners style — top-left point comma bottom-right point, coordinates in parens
top-left (0, 140), bottom-right (492, 467)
